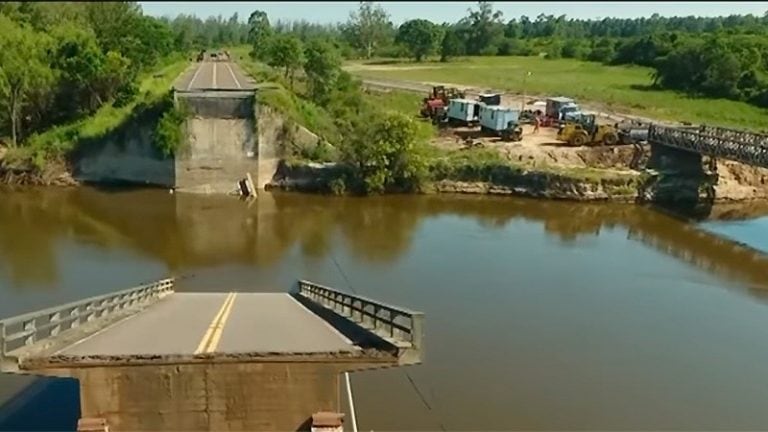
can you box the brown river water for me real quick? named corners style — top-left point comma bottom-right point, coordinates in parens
top-left (1, 187), bottom-right (768, 431)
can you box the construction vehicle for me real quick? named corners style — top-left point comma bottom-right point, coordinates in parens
top-left (556, 114), bottom-right (619, 146)
top-left (544, 97), bottom-right (583, 127)
top-left (419, 86), bottom-right (465, 121)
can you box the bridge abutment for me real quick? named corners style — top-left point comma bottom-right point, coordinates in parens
top-left (639, 143), bottom-right (718, 210)
top-left (174, 91), bottom-right (261, 194)
top-left (73, 362), bottom-right (350, 432)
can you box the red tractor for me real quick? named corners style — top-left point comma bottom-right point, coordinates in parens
top-left (420, 86), bottom-right (464, 123)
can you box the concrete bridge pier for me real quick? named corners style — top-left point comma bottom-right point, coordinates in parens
top-left (70, 361), bottom-right (380, 432)
top-left (639, 143), bottom-right (718, 210)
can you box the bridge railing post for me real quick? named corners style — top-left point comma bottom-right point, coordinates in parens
top-left (410, 313), bottom-right (425, 352)
top-left (23, 319), bottom-right (36, 346)
top-left (0, 278), bottom-right (176, 361)
top-left (297, 279), bottom-right (424, 349)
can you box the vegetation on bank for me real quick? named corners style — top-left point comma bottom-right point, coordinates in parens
top-left (232, 7), bottom-right (641, 197)
top-left (0, 2), bottom-right (194, 169)
top-left (10, 59), bottom-right (189, 168)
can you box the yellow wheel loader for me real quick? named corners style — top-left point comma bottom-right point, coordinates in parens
top-left (556, 114), bottom-right (619, 146)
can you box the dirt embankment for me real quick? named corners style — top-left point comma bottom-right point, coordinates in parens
top-left (0, 147), bottom-right (77, 187)
top-left (364, 78), bottom-right (768, 203)
top-left (714, 161), bottom-right (768, 201)
top-left (433, 124), bottom-right (642, 171)
top-left (269, 159), bottom-right (640, 202)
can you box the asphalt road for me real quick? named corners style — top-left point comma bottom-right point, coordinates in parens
top-left (59, 293), bottom-right (355, 356)
top-left (173, 60), bottom-right (256, 91)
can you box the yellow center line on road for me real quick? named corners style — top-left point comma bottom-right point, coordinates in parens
top-left (204, 292), bottom-right (237, 353)
top-left (194, 292), bottom-right (234, 355)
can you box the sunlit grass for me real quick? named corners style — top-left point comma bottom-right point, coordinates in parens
top-left (347, 56), bottom-right (768, 131)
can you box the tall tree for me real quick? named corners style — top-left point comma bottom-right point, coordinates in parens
top-left (346, 2), bottom-right (391, 58)
top-left (464, 1), bottom-right (504, 55)
top-left (50, 22), bottom-right (107, 117)
top-left (266, 34), bottom-right (304, 88)
top-left (247, 10), bottom-right (272, 60)
top-left (0, 16), bottom-right (55, 146)
top-left (303, 40), bottom-right (342, 104)
top-left (440, 28), bottom-right (463, 62)
top-left (396, 19), bottom-right (440, 61)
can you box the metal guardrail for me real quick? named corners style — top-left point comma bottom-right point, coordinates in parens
top-left (649, 124), bottom-right (768, 168)
top-left (0, 279), bottom-right (175, 362)
top-left (297, 280), bottom-right (424, 351)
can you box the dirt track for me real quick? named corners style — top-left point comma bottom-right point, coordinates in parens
top-left (358, 76), bottom-right (678, 128)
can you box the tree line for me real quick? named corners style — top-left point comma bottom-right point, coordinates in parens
top-left (245, 2), bottom-right (768, 109)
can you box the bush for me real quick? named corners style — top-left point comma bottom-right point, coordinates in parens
top-left (153, 99), bottom-right (188, 157)
top-left (340, 111), bottom-right (428, 194)
top-left (113, 81), bottom-right (139, 108)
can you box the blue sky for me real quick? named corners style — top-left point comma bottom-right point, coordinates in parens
top-left (139, 2), bottom-right (768, 25)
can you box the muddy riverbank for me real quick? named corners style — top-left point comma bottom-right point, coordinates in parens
top-left (0, 157), bottom-right (77, 187)
top-left (4, 144), bottom-right (768, 204)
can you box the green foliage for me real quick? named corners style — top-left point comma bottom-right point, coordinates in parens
top-left (0, 15), bottom-right (55, 146)
top-left (440, 28), bottom-right (463, 62)
top-left (247, 10), bottom-right (272, 60)
top-left (25, 58), bottom-right (188, 161)
top-left (428, 147), bottom-right (519, 182)
top-left (254, 84), bottom-right (342, 146)
top-left (343, 2), bottom-right (393, 59)
top-left (340, 111), bottom-right (428, 194)
top-left (303, 40), bottom-right (342, 105)
top-left (463, 1), bottom-right (505, 56)
top-left (154, 97), bottom-right (189, 157)
top-left (49, 23), bottom-right (134, 121)
top-left (396, 19), bottom-right (441, 62)
top-left (266, 34), bottom-right (304, 87)
top-left (299, 139), bottom-right (337, 163)
top-left (0, 1), bottom-right (184, 157)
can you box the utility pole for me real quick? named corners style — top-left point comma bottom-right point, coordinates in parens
top-left (521, 71), bottom-right (531, 111)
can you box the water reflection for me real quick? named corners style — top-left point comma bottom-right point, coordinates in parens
top-left (3, 187), bottom-right (768, 430)
top-left (1, 188), bottom-right (768, 295)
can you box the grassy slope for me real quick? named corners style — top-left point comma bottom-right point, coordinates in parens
top-left (230, 46), bottom-right (633, 186)
top-left (230, 46), bottom-right (343, 146)
top-left (347, 56), bottom-right (768, 131)
top-left (14, 56), bottom-right (189, 166)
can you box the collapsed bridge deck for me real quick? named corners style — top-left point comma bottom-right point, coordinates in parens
top-left (0, 279), bottom-right (424, 372)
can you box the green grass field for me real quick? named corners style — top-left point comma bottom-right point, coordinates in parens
top-left (347, 56), bottom-right (768, 131)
